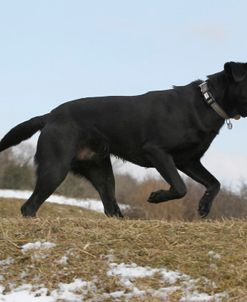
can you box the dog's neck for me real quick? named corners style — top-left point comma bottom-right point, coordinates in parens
top-left (207, 71), bottom-right (238, 118)
top-left (200, 81), bottom-right (229, 119)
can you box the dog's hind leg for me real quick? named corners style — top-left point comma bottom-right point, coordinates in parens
top-left (143, 145), bottom-right (187, 203)
top-left (177, 160), bottom-right (220, 218)
top-left (21, 126), bottom-right (76, 217)
top-left (72, 157), bottom-right (123, 218)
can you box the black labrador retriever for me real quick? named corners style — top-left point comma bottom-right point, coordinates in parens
top-left (1, 61), bottom-right (247, 218)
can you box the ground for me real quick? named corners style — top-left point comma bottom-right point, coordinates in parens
top-left (0, 197), bottom-right (247, 301)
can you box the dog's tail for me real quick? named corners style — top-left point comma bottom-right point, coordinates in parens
top-left (0, 114), bottom-right (49, 152)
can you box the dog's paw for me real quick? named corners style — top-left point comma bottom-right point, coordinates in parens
top-left (112, 207), bottom-right (124, 219)
top-left (21, 205), bottom-right (37, 218)
top-left (198, 199), bottom-right (212, 218)
top-left (147, 190), bottom-right (166, 203)
top-left (104, 204), bottom-right (124, 218)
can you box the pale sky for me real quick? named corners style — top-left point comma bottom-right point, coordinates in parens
top-left (1, 0), bottom-right (247, 188)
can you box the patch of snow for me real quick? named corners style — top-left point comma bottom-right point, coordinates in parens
top-left (107, 262), bottom-right (180, 299)
top-left (0, 284), bottom-right (53, 302)
top-left (57, 279), bottom-right (85, 292)
top-left (181, 291), bottom-right (228, 302)
top-left (208, 251), bottom-right (221, 260)
top-left (51, 279), bottom-right (94, 302)
top-left (0, 257), bottom-right (14, 266)
top-left (21, 241), bottom-right (56, 253)
top-left (108, 262), bottom-right (159, 279)
top-left (107, 262), bottom-right (228, 302)
top-left (0, 279), bottom-right (94, 302)
top-left (108, 290), bottom-right (125, 298)
top-left (57, 256), bottom-right (69, 265)
top-left (0, 189), bottom-right (129, 213)
top-left (108, 262), bottom-right (187, 286)
top-left (31, 253), bottom-right (49, 261)
top-left (160, 269), bottom-right (185, 284)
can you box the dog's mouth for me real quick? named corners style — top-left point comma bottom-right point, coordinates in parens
top-left (236, 106), bottom-right (247, 118)
top-left (233, 114), bottom-right (241, 120)
top-left (240, 111), bottom-right (247, 118)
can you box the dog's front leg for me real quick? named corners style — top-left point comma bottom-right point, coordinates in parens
top-left (178, 160), bottom-right (221, 218)
top-left (143, 144), bottom-right (187, 203)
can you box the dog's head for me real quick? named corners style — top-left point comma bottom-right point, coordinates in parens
top-left (224, 61), bottom-right (247, 117)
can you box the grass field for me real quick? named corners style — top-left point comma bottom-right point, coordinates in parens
top-left (0, 197), bottom-right (247, 301)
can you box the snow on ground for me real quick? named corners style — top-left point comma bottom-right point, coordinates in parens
top-left (0, 254), bottom-right (228, 302)
top-left (21, 241), bottom-right (56, 253)
top-left (0, 279), bottom-right (94, 302)
top-left (0, 257), bottom-right (14, 266)
top-left (208, 251), bottom-right (221, 261)
top-left (107, 262), bottom-right (227, 302)
top-left (20, 241), bottom-right (57, 261)
top-left (0, 189), bottom-right (129, 213)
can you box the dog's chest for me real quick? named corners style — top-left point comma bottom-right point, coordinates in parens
top-left (173, 130), bottom-right (218, 163)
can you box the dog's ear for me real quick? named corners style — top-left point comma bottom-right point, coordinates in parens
top-left (224, 62), bottom-right (247, 82)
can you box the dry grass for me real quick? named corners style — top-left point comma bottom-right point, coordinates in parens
top-left (1, 197), bottom-right (247, 301)
top-left (0, 198), bottom-right (103, 219)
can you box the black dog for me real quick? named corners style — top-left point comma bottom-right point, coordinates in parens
top-left (1, 62), bottom-right (247, 218)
